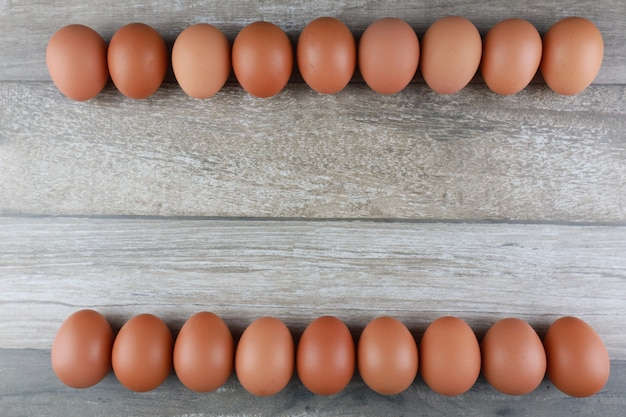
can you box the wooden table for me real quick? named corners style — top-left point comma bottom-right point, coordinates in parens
top-left (1, 1), bottom-right (624, 415)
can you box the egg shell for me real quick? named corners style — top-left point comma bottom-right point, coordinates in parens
top-left (297, 17), bottom-right (356, 94)
top-left (235, 317), bottom-right (294, 396)
top-left (358, 316), bottom-right (418, 395)
top-left (172, 24), bottom-right (231, 99)
top-left (481, 18), bottom-right (542, 95)
top-left (232, 21), bottom-right (293, 98)
top-left (544, 316), bottom-right (610, 397)
top-left (112, 314), bottom-right (173, 392)
top-left (297, 316), bottom-right (355, 395)
top-left (420, 16), bottom-right (482, 94)
top-left (173, 312), bottom-right (234, 393)
top-left (540, 17), bottom-right (604, 95)
top-left (51, 309), bottom-right (114, 388)
top-left (481, 318), bottom-right (546, 395)
top-left (45, 25), bottom-right (109, 101)
top-left (358, 18), bottom-right (419, 95)
top-left (108, 23), bottom-right (168, 99)
top-left (419, 316), bottom-right (481, 396)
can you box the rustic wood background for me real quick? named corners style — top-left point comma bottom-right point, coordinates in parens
top-left (1, 0), bottom-right (625, 416)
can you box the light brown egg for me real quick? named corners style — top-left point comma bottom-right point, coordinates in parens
top-left (420, 16), bottom-right (482, 94)
top-left (358, 18), bottom-right (419, 94)
top-left (297, 316), bottom-right (355, 395)
top-left (481, 19), bottom-right (542, 95)
top-left (172, 24), bottom-right (231, 99)
top-left (419, 316), bottom-right (481, 396)
top-left (46, 25), bottom-right (109, 101)
top-left (51, 310), bottom-right (114, 388)
top-left (235, 317), bottom-right (294, 396)
top-left (297, 17), bottom-right (356, 94)
top-left (108, 23), bottom-right (168, 99)
top-left (232, 21), bottom-right (292, 98)
top-left (544, 316), bottom-right (610, 397)
top-left (112, 314), bottom-right (173, 392)
top-left (540, 17), bottom-right (604, 95)
top-left (173, 312), bottom-right (234, 392)
top-left (358, 316), bottom-right (418, 395)
top-left (481, 318), bottom-right (546, 395)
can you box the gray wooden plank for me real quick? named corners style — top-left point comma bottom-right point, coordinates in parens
top-left (0, 0), bottom-right (624, 83)
top-left (1, 82), bottom-right (624, 221)
top-left (1, 217), bottom-right (624, 359)
top-left (0, 349), bottom-right (624, 417)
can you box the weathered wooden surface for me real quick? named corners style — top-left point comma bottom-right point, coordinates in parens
top-left (1, 349), bottom-right (624, 417)
top-left (2, 82), bottom-right (625, 220)
top-left (0, 217), bottom-right (624, 357)
top-left (0, 0), bottom-right (624, 83)
top-left (1, 0), bottom-right (625, 415)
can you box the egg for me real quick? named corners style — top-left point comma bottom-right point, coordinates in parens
top-left (46, 25), bottom-right (109, 101)
top-left (481, 19), bottom-right (542, 95)
top-left (481, 318), bottom-right (546, 395)
top-left (419, 316), bottom-right (481, 396)
top-left (172, 24), bottom-right (231, 99)
top-left (112, 314), bottom-right (173, 392)
top-left (232, 21), bottom-right (292, 98)
top-left (544, 316), bottom-right (610, 397)
top-left (297, 316), bottom-right (354, 395)
top-left (358, 316), bottom-right (418, 395)
top-left (358, 18), bottom-right (419, 95)
top-left (173, 312), bottom-right (234, 393)
top-left (297, 17), bottom-right (356, 94)
top-left (540, 17), bottom-right (604, 95)
top-left (51, 310), bottom-right (114, 388)
top-left (420, 16), bottom-right (482, 94)
top-left (235, 317), bottom-right (294, 396)
top-left (108, 23), bottom-right (168, 99)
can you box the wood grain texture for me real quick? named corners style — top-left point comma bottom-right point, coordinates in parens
top-left (1, 349), bottom-right (625, 417)
top-left (1, 217), bottom-right (624, 357)
top-left (0, 0), bottom-right (625, 83)
top-left (1, 82), bottom-right (625, 221)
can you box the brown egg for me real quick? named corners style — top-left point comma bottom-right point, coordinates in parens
top-left (297, 316), bottom-right (355, 395)
top-left (481, 318), bottom-right (546, 395)
top-left (297, 17), bottom-right (356, 94)
top-left (51, 310), bottom-right (114, 388)
top-left (358, 316), bottom-right (418, 395)
top-left (544, 316), bottom-right (610, 397)
top-left (112, 314), bottom-right (173, 392)
top-left (481, 19), bottom-right (542, 95)
top-left (420, 16), bottom-right (482, 94)
top-left (540, 17), bottom-right (604, 95)
top-left (232, 21), bottom-right (292, 98)
top-left (419, 316), bottom-right (481, 395)
top-left (46, 25), bottom-right (108, 101)
top-left (358, 18), bottom-right (419, 94)
top-left (108, 23), bottom-right (168, 99)
top-left (173, 312), bottom-right (234, 392)
top-left (172, 24), bottom-right (231, 99)
top-left (235, 317), bottom-right (294, 396)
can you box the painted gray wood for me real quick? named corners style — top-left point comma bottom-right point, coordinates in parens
top-left (2, 82), bottom-right (625, 221)
top-left (1, 217), bottom-right (624, 359)
top-left (0, 349), bottom-right (624, 417)
top-left (0, 0), bottom-right (624, 83)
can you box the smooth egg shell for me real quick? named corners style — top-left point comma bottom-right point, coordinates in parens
top-left (358, 316), bottom-right (418, 395)
top-left (297, 316), bottom-right (355, 395)
top-left (235, 317), bottom-right (294, 396)
top-left (420, 16), bottom-right (482, 94)
top-left (173, 312), bottom-right (234, 393)
top-left (544, 316), bottom-right (610, 397)
top-left (51, 309), bottom-right (114, 388)
top-left (419, 316), bottom-right (481, 396)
